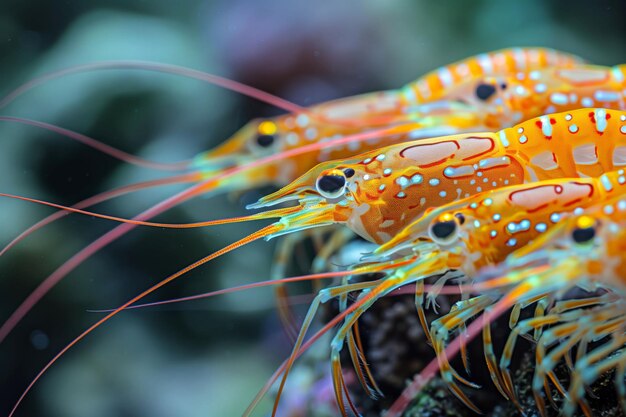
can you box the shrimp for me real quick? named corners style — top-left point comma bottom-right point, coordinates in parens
top-left (468, 194), bottom-right (626, 417)
top-left (386, 189), bottom-right (626, 416)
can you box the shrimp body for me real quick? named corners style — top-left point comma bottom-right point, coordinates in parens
top-left (400, 47), bottom-right (584, 105)
top-left (252, 108), bottom-right (626, 244)
top-left (471, 64), bottom-right (626, 128)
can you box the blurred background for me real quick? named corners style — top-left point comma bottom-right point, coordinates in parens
top-left (0, 1), bottom-right (624, 416)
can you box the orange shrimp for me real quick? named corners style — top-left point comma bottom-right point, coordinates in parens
top-left (471, 194), bottom-right (626, 417)
top-left (387, 190), bottom-right (626, 417)
top-left (196, 47), bottom-right (585, 179)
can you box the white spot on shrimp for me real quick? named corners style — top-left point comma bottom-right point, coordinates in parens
top-left (286, 133), bottom-right (299, 145)
top-left (429, 178), bottom-right (440, 186)
top-left (439, 190), bottom-right (447, 198)
top-left (296, 114), bottom-right (310, 127)
top-left (383, 168), bottom-right (392, 176)
top-left (540, 116), bottom-right (552, 137)
top-left (565, 113), bottom-right (573, 121)
top-left (506, 238), bottom-right (517, 247)
top-left (395, 176), bottom-right (410, 189)
top-left (477, 54), bottom-right (493, 73)
top-left (534, 83), bottom-right (547, 93)
top-left (594, 90), bottom-right (620, 102)
top-left (411, 174), bottom-right (423, 184)
top-left (600, 173), bottom-right (614, 191)
top-left (380, 219), bottom-right (395, 228)
top-left (519, 135), bottom-right (528, 144)
top-left (581, 97), bottom-right (594, 107)
top-left (595, 109), bottom-right (608, 133)
top-left (438, 67), bottom-right (454, 88)
top-left (498, 130), bottom-right (510, 148)
top-left (376, 154), bottom-right (386, 161)
top-left (550, 93), bottom-right (568, 105)
top-left (568, 124), bottom-right (579, 134)
top-left (305, 127), bottom-right (317, 140)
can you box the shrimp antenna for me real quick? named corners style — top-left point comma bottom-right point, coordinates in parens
top-left (89, 270), bottom-right (359, 312)
top-left (0, 192), bottom-right (300, 229)
top-left (0, 116), bottom-right (192, 171)
top-left (95, 277), bottom-right (502, 312)
top-left (0, 60), bottom-right (305, 114)
top-left (0, 172), bottom-right (202, 257)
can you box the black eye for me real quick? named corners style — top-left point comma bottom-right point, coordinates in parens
top-left (343, 168), bottom-right (355, 178)
top-left (431, 220), bottom-right (457, 239)
top-left (455, 213), bottom-right (466, 225)
top-left (500, 82), bottom-right (507, 90)
top-left (316, 174), bottom-right (346, 199)
top-left (429, 218), bottom-right (459, 245)
top-left (256, 134), bottom-right (275, 147)
top-left (475, 83), bottom-right (497, 101)
top-left (572, 226), bottom-right (595, 244)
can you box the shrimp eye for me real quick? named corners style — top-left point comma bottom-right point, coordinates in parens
top-left (316, 174), bottom-right (346, 199)
top-left (256, 134), bottom-right (275, 147)
top-left (429, 219), bottom-right (458, 245)
top-left (572, 216), bottom-right (597, 244)
top-left (475, 83), bottom-right (496, 101)
top-left (256, 120), bottom-right (278, 148)
top-left (343, 168), bottom-right (355, 178)
top-left (572, 226), bottom-right (596, 244)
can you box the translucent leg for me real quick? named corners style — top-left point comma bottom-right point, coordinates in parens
top-left (562, 336), bottom-right (626, 417)
top-left (272, 278), bottom-right (383, 417)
